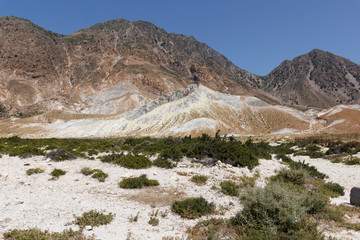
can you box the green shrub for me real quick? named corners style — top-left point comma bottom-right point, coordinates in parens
top-left (344, 157), bottom-right (360, 165)
top-left (220, 181), bottom-right (239, 196)
top-left (26, 168), bottom-right (44, 176)
top-left (75, 210), bottom-right (114, 227)
top-left (309, 151), bottom-right (325, 159)
top-left (191, 175), bottom-right (208, 185)
top-left (289, 160), bottom-right (327, 179)
top-left (232, 182), bottom-right (327, 235)
top-left (120, 154), bottom-right (152, 169)
top-left (320, 182), bottom-right (345, 197)
top-left (3, 228), bottom-right (91, 240)
top-left (306, 144), bottom-right (321, 152)
top-left (50, 168), bottom-right (66, 178)
top-left (101, 153), bottom-right (152, 169)
top-left (153, 158), bottom-right (177, 169)
top-left (80, 167), bottom-right (93, 176)
top-left (81, 167), bottom-right (108, 182)
top-left (119, 174), bottom-right (159, 189)
top-left (148, 217), bottom-right (159, 226)
top-left (100, 153), bottom-right (123, 164)
top-left (271, 168), bottom-right (308, 185)
top-left (171, 197), bottom-right (215, 219)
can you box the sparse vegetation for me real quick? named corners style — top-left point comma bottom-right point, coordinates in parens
top-left (220, 181), bottom-right (239, 196)
top-left (153, 158), bottom-right (177, 169)
top-left (231, 182), bottom-right (327, 238)
top-left (190, 175), bottom-right (208, 185)
top-left (26, 167), bottom-right (44, 175)
top-left (270, 167), bottom-right (309, 185)
top-left (101, 153), bottom-right (152, 169)
top-left (81, 167), bottom-right (108, 182)
top-left (319, 182), bottom-right (345, 197)
top-left (50, 168), bottom-right (66, 178)
top-left (171, 197), bottom-right (215, 219)
top-left (148, 217), bottom-right (159, 226)
top-left (3, 228), bottom-right (92, 240)
top-left (75, 210), bottom-right (114, 227)
top-left (119, 174), bottom-right (159, 189)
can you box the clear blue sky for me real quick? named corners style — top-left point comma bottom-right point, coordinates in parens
top-left (1, 0), bottom-right (359, 76)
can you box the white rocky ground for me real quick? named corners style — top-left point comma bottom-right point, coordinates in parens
top-left (0, 153), bottom-right (359, 239)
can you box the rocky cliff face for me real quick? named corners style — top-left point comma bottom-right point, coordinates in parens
top-left (0, 16), bottom-right (277, 117)
top-left (262, 49), bottom-right (360, 109)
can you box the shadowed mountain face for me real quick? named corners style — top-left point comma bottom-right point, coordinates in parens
top-left (0, 16), bottom-right (277, 117)
top-left (262, 49), bottom-right (360, 109)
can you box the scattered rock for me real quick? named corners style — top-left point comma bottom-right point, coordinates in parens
top-left (350, 187), bottom-right (360, 206)
top-left (85, 225), bottom-right (92, 231)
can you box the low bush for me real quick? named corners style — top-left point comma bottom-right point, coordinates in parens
top-left (46, 148), bottom-right (76, 161)
top-left (119, 174), bottom-right (159, 189)
top-left (26, 167), bottom-right (44, 175)
top-left (81, 167), bottom-right (108, 182)
top-left (148, 217), bottom-right (159, 226)
top-left (153, 157), bottom-right (177, 169)
top-left (320, 182), bottom-right (345, 198)
top-left (75, 210), bottom-right (114, 227)
top-left (171, 197), bottom-right (215, 219)
top-left (271, 168), bottom-right (309, 185)
top-left (191, 175), bottom-right (208, 185)
top-left (220, 181), bottom-right (239, 196)
top-left (232, 182), bottom-right (327, 237)
top-left (3, 228), bottom-right (91, 240)
top-left (344, 156), bottom-right (360, 165)
top-left (50, 168), bottom-right (66, 178)
top-left (101, 153), bottom-right (152, 169)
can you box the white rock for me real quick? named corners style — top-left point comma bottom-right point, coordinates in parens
top-left (85, 225), bottom-right (92, 231)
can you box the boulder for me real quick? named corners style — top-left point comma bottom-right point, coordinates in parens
top-left (350, 187), bottom-right (360, 206)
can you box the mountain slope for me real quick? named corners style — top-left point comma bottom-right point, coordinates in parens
top-left (0, 85), bottom-right (313, 138)
top-left (262, 49), bottom-right (360, 109)
top-left (0, 16), bottom-right (277, 117)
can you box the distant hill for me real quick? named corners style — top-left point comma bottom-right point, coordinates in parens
top-left (261, 49), bottom-right (360, 109)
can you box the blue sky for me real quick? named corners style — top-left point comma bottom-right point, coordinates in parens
top-left (1, 0), bottom-right (359, 76)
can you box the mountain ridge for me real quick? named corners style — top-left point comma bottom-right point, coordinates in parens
top-left (0, 16), bottom-right (359, 119)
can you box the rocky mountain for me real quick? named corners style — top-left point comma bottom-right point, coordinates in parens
top-left (261, 49), bottom-right (360, 109)
top-left (0, 16), bottom-right (277, 117)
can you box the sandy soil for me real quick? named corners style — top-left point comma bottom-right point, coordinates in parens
top-left (1, 153), bottom-right (359, 239)
top-left (0, 155), bottom-right (282, 240)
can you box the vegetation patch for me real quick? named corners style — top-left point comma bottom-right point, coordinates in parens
top-left (119, 174), bottom-right (159, 189)
top-left (220, 181), bottom-right (239, 196)
top-left (153, 157), bottom-right (177, 169)
top-left (75, 210), bottom-right (114, 227)
top-left (171, 197), bottom-right (215, 219)
top-left (148, 217), bottom-right (159, 226)
top-left (270, 168), bottom-right (309, 185)
top-left (50, 168), bottom-right (66, 178)
top-left (101, 153), bottom-right (152, 169)
top-left (319, 182), bottom-right (345, 198)
top-left (3, 228), bottom-right (92, 240)
top-left (190, 175), bottom-right (208, 185)
top-left (231, 182), bottom-right (327, 238)
top-left (26, 167), bottom-right (44, 176)
top-left (81, 167), bottom-right (108, 182)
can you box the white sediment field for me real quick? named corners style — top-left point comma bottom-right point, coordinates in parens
top-left (1, 153), bottom-right (359, 239)
top-left (0, 155), bottom-right (282, 240)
